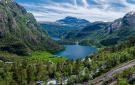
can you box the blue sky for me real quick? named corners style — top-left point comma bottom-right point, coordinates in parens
top-left (16, 0), bottom-right (135, 22)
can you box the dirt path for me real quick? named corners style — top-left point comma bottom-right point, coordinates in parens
top-left (90, 59), bottom-right (135, 85)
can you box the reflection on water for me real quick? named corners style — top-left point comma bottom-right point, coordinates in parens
top-left (56, 44), bottom-right (96, 59)
top-left (51, 37), bottom-right (61, 41)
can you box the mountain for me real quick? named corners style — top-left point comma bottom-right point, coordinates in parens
top-left (67, 12), bottom-right (135, 47)
top-left (66, 21), bottom-right (109, 39)
top-left (100, 11), bottom-right (135, 46)
top-left (80, 21), bottom-right (108, 32)
top-left (108, 12), bottom-right (135, 32)
top-left (56, 16), bottom-right (90, 26)
top-left (65, 21), bottom-right (109, 42)
top-left (40, 16), bottom-right (90, 37)
top-left (0, 0), bottom-right (62, 55)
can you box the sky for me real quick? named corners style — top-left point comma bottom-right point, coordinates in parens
top-left (16, 0), bottom-right (135, 22)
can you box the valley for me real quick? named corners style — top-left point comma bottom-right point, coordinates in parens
top-left (0, 0), bottom-right (135, 85)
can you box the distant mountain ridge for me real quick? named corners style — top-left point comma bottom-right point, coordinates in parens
top-left (65, 12), bottom-right (135, 47)
top-left (56, 16), bottom-right (90, 25)
top-left (40, 16), bottom-right (91, 37)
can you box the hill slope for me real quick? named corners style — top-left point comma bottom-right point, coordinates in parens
top-left (0, 0), bottom-right (62, 55)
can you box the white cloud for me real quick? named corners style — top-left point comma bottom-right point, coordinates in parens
top-left (82, 0), bottom-right (89, 8)
top-left (74, 0), bottom-right (78, 8)
top-left (18, 0), bottom-right (135, 22)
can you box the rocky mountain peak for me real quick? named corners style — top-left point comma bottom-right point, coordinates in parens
top-left (107, 11), bottom-right (135, 33)
top-left (122, 11), bottom-right (135, 27)
top-left (125, 11), bottom-right (135, 17)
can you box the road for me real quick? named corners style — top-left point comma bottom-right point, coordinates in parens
top-left (90, 59), bottom-right (135, 85)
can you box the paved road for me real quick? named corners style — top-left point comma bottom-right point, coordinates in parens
top-left (90, 59), bottom-right (135, 85)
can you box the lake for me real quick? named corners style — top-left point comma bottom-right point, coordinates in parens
top-left (51, 37), bottom-right (61, 41)
top-left (56, 44), bottom-right (96, 59)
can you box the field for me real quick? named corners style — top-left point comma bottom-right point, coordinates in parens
top-left (28, 51), bottom-right (66, 63)
top-left (0, 51), bottom-right (66, 63)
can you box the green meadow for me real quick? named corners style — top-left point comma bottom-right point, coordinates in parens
top-left (28, 51), bottom-right (66, 63)
top-left (0, 51), bottom-right (66, 63)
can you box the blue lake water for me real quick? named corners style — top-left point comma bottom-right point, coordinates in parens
top-left (51, 37), bottom-right (61, 41)
top-left (56, 45), bottom-right (96, 59)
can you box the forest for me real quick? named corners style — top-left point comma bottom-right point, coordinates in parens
top-left (0, 37), bottom-right (135, 85)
